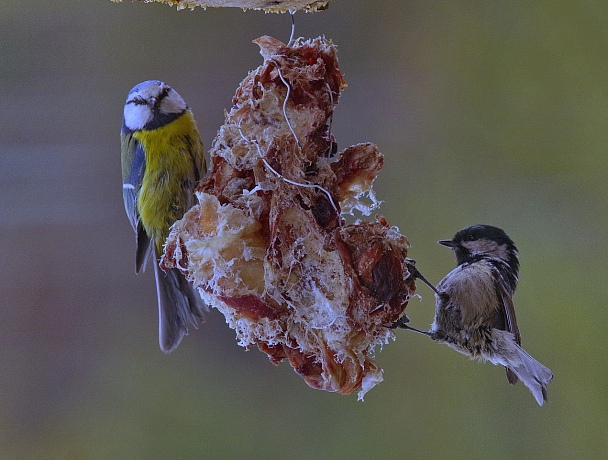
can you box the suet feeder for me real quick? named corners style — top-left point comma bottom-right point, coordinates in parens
top-left (161, 36), bottom-right (417, 399)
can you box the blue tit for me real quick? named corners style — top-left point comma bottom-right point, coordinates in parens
top-left (121, 80), bottom-right (206, 353)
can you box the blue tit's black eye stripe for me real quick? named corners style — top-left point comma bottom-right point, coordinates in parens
top-left (128, 142), bottom-right (146, 189)
top-left (127, 97), bottom-right (148, 106)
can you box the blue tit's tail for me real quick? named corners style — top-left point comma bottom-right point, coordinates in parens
top-left (153, 261), bottom-right (204, 353)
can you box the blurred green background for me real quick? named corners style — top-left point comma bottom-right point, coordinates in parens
top-left (1, 0), bottom-right (607, 458)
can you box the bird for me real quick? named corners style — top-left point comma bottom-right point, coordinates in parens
top-left (399, 224), bottom-right (553, 405)
top-left (121, 80), bottom-right (206, 353)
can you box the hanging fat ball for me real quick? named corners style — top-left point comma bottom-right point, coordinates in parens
top-left (161, 36), bottom-right (419, 400)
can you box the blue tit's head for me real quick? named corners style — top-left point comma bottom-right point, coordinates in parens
top-left (122, 80), bottom-right (188, 133)
top-left (438, 224), bottom-right (519, 272)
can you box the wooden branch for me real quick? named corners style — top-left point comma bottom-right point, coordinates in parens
top-left (113, 0), bottom-right (331, 12)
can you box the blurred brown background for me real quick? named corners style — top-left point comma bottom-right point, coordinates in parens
top-left (1, 1), bottom-right (607, 458)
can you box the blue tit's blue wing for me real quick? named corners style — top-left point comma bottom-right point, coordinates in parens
top-left (121, 132), bottom-right (152, 272)
top-left (121, 133), bottom-right (145, 231)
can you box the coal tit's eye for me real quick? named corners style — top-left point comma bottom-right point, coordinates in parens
top-left (466, 233), bottom-right (476, 241)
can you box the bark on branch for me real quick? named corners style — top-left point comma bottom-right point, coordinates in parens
top-left (113, 0), bottom-right (330, 13)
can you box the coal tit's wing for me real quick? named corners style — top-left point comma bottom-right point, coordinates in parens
top-left (492, 264), bottom-right (522, 384)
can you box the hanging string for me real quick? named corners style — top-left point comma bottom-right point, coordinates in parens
top-left (236, 124), bottom-right (340, 218)
top-left (272, 62), bottom-right (302, 151)
top-left (287, 11), bottom-right (296, 47)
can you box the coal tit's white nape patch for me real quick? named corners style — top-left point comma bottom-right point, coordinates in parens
top-left (123, 80), bottom-right (187, 132)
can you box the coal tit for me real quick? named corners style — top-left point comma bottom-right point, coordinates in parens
top-left (403, 225), bottom-right (553, 405)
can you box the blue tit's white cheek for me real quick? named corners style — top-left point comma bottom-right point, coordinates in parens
top-left (123, 103), bottom-right (153, 131)
top-left (159, 91), bottom-right (187, 115)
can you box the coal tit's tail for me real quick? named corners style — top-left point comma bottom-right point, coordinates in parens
top-left (488, 331), bottom-right (553, 406)
top-left (507, 346), bottom-right (553, 405)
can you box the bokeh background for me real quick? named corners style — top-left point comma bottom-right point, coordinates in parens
top-left (1, 1), bottom-right (607, 458)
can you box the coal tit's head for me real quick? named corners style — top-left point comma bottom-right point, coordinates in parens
top-left (439, 224), bottom-right (519, 273)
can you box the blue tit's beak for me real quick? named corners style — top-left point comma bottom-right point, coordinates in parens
top-left (438, 239), bottom-right (456, 248)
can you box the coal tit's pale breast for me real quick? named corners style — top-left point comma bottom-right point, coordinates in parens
top-left (437, 260), bottom-right (499, 326)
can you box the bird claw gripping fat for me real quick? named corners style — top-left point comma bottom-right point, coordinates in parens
top-left (162, 36), bottom-right (416, 399)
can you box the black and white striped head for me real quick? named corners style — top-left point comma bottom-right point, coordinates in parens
top-left (122, 80), bottom-right (188, 133)
top-left (439, 224), bottom-right (519, 274)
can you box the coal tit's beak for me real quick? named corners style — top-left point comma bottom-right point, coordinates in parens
top-left (438, 239), bottom-right (456, 248)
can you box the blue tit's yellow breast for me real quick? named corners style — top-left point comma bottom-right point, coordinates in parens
top-left (134, 110), bottom-right (204, 254)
